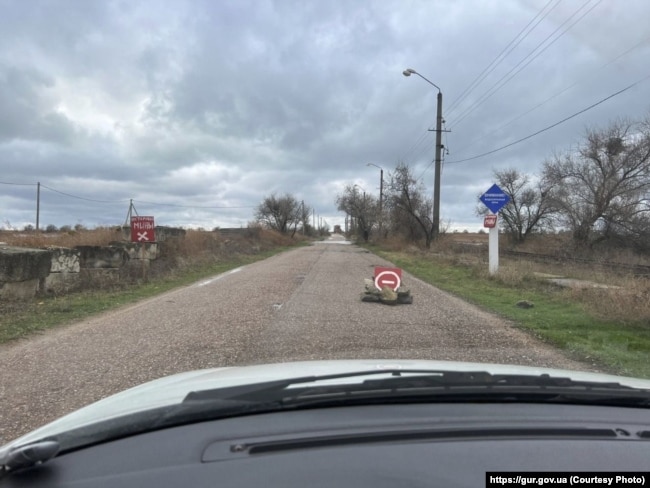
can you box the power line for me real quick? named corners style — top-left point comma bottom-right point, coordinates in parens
top-left (400, 0), bottom-right (564, 168)
top-left (445, 0), bottom-right (560, 117)
top-left (402, 0), bottom-right (560, 168)
top-left (401, 0), bottom-right (561, 168)
top-left (449, 0), bottom-right (601, 130)
top-left (40, 184), bottom-right (130, 203)
top-left (415, 120), bottom-right (449, 182)
top-left (445, 73), bottom-right (650, 165)
top-left (451, 33), bottom-right (650, 158)
top-left (398, 130), bottom-right (431, 164)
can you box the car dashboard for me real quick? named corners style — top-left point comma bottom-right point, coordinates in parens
top-left (3, 402), bottom-right (650, 487)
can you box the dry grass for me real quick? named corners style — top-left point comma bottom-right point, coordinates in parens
top-left (466, 254), bottom-right (649, 324)
top-left (565, 278), bottom-right (650, 326)
top-left (515, 233), bottom-right (650, 266)
top-left (154, 228), bottom-right (302, 274)
top-left (375, 235), bottom-right (424, 254)
top-left (257, 228), bottom-right (303, 248)
top-left (372, 232), bottom-right (650, 326)
top-left (0, 227), bottom-right (123, 248)
top-left (477, 260), bottom-right (539, 286)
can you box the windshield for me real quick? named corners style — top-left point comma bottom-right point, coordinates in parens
top-left (1, 0), bottom-right (650, 453)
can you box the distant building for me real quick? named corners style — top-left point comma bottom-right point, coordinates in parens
top-left (333, 225), bottom-right (342, 234)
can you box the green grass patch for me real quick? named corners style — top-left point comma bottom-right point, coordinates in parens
top-left (0, 248), bottom-right (289, 344)
top-left (369, 246), bottom-right (650, 379)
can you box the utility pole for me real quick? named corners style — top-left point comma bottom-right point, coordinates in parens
top-left (403, 68), bottom-right (444, 240)
top-left (433, 90), bottom-right (443, 240)
top-left (36, 182), bottom-right (40, 231)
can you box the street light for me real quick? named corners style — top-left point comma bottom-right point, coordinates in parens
top-left (366, 163), bottom-right (383, 237)
top-left (403, 67), bottom-right (443, 240)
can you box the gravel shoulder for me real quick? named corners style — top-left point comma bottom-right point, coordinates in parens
top-left (0, 238), bottom-right (594, 443)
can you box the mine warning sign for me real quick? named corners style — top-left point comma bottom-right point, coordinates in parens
top-left (484, 214), bottom-right (497, 228)
top-left (131, 216), bottom-right (155, 242)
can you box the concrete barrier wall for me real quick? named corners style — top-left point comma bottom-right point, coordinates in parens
top-left (0, 246), bottom-right (52, 300)
top-left (215, 227), bottom-right (261, 238)
top-left (45, 247), bottom-right (81, 294)
top-left (0, 240), bottom-right (166, 300)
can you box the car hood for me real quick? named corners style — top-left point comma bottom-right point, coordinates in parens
top-left (4, 359), bottom-right (650, 452)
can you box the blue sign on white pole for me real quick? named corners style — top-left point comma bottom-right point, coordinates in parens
top-left (480, 184), bottom-right (510, 214)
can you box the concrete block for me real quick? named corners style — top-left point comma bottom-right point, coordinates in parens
top-left (0, 278), bottom-right (40, 300)
top-left (48, 247), bottom-right (81, 272)
top-left (0, 246), bottom-right (52, 282)
top-left (80, 268), bottom-right (121, 288)
top-left (44, 272), bottom-right (81, 294)
top-left (76, 246), bottom-right (128, 269)
top-left (108, 242), bottom-right (159, 260)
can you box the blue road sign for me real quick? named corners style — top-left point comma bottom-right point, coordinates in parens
top-left (480, 184), bottom-right (510, 213)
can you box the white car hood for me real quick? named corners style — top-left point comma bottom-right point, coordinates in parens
top-left (4, 359), bottom-right (650, 451)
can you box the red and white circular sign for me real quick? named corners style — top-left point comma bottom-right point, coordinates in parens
top-left (374, 267), bottom-right (402, 291)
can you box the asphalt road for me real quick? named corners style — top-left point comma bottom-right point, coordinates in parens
top-left (0, 236), bottom-right (594, 443)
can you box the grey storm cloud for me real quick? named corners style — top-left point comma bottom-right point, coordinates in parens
top-left (1, 0), bottom-right (650, 230)
top-left (0, 66), bottom-right (77, 144)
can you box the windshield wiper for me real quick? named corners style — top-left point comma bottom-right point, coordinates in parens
top-left (183, 369), bottom-right (650, 407)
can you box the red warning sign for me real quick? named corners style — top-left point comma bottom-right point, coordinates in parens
top-left (374, 267), bottom-right (402, 291)
top-left (483, 214), bottom-right (497, 228)
top-left (130, 216), bottom-right (156, 242)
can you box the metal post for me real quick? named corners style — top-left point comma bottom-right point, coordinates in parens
top-left (36, 182), bottom-right (40, 231)
top-left (489, 213), bottom-right (499, 275)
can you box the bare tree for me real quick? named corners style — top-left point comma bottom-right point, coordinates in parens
top-left (476, 168), bottom-right (556, 243)
top-left (255, 193), bottom-right (302, 235)
top-left (542, 118), bottom-right (650, 247)
top-left (385, 163), bottom-right (436, 248)
top-left (336, 185), bottom-right (378, 242)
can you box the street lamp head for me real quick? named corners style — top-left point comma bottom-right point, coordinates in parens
top-left (403, 67), bottom-right (441, 93)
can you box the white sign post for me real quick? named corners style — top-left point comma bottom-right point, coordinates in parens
top-left (480, 185), bottom-right (510, 276)
top-left (488, 215), bottom-right (499, 275)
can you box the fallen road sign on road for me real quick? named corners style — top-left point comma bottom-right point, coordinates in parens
top-left (363, 268), bottom-right (413, 305)
top-left (374, 267), bottom-right (402, 291)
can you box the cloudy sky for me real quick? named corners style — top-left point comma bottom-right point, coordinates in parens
top-left (1, 0), bottom-right (649, 232)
